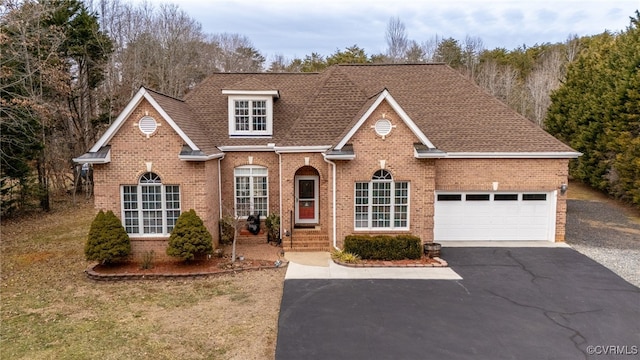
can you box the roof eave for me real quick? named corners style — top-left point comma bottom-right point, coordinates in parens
top-left (179, 153), bottom-right (225, 161)
top-left (441, 152), bottom-right (583, 159)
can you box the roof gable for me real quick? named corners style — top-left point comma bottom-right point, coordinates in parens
top-left (89, 87), bottom-right (199, 152)
top-left (334, 89), bottom-right (436, 150)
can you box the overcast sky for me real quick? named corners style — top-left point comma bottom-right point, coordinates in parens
top-left (141, 0), bottom-right (638, 61)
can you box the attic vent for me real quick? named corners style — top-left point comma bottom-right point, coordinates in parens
top-left (374, 119), bottom-right (393, 137)
top-left (138, 116), bottom-right (158, 136)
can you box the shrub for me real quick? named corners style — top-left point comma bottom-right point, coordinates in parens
top-left (331, 249), bottom-right (361, 263)
top-left (219, 215), bottom-right (235, 245)
top-left (265, 213), bottom-right (280, 243)
top-left (167, 209), bottom-right (213, 262)
top-left (85, 210), bottom-right (131, 265)
top-left (343, 234), bottom-right (422, 260)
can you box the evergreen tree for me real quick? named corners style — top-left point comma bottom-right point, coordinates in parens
top-left (545, 12), bottom-right (640, 207)
top-left (166, 209), bottom-right (213, 262)
top-left (85, 210), bottom-right (131, 264)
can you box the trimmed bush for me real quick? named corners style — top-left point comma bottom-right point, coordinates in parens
top-left (85, 210), bottom-right (131, 264)
top-left (344, 234), bottom-right (422, 260)
top-left (167, 209), bottom-right (213, 261)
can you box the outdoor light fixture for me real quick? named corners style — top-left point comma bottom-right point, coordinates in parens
top-left (560, 183), bottom-right (568, 195)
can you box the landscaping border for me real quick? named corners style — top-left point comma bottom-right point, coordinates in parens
top-left (84, 262), bottom-right (288, 281)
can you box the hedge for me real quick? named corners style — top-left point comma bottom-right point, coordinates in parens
top-left (343, 234), bottom-right (422, 260)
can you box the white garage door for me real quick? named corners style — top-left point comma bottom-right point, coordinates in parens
top-left (434, 192), bottom-right (556, 241)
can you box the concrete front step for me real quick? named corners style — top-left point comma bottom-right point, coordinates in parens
top-left (285, 246), bottom-right (331, 252)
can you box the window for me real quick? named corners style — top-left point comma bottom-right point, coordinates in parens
top-left (437, 194), bottom-right (462, 201)
top-left (523, 193), bottom-right (547, 201)
top-left (121, 172), bottom-right (180, 236)
top-left (228, 96), bottom-right (273, 136)
top-left (494, 194), bottom-right (518, 201)
top-left (234, 166), bottom-right (268, 217)
top-left (466, 194), bottom-right (490, 201)
top-left (354, 170), bottom-right (409, 230)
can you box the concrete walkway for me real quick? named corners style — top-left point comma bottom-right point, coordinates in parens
top-left (284, 251), bottom-right (462, 280)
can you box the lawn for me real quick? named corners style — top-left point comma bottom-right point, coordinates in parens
top-left (1, 199), bottom-right (285, 360)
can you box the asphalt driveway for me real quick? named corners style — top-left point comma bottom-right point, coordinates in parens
top-left (276, 247), bottom-right (640, 359)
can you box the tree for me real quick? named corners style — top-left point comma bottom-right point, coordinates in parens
top-left (434, 37), bottom-right (463, 67)
top-left (85, 210), bottom-right (131, 264)
top-left (385, 17), bottom-right (408, 63)
top-left (166, 209), bottom-right (213, 262)
top-left (545, 12), bottom-right (640, 207)
top-left (326, 45), bottom-right (369, 65)
top-left (1, 0), bottom-right (70, 212)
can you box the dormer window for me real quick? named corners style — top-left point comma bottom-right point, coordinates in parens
top-left (223, 90), bottom-right (278, 137)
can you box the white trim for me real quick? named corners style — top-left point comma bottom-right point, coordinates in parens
top-left (353, 177), bottom-right (410, 231)
top-left (274, 146), bottom-right (332, 153)
top-left (90, 87), bottom-right (199, 152)
top-left (218, 145), bottom-right (277, 152)
top-left (120, 181), bottom-right (181, 237)
top-left (295, 175), bottom-right (319, 224)
top-left (233, 165), bottom-right (269, 218)
top-left (222, 89), bottom-right (280, 98)
top-left (72, 150), bottom-right (111, 164)
top-left (227, 95), bottom-right (273, 136)
top-left (324, 153), bottom-right (356, 160)
top-left (439, 152), bottom-right (582, 159)
top-left (179, 153), bottom-right (225, 161)
top-left (335, 89), bottom-right (436, 150)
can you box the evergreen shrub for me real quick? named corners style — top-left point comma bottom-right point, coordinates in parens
top-left (85, 210), bottom-right (131, 264)
top-left (167, 209), bottom-right (213, 261)
top-left (343, 234), bottom-right (422, 260)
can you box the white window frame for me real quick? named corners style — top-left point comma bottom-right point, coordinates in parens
top-left (354, 170), bottom-right (410, 231)
top-left (227, 95), bottom-right (273, 136)
top-left (120, 172), bottom-right (180, 237)
top-left (234, 165), bottom-right (268, 218)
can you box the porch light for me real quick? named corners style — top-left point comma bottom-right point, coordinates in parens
top-left (560, 183), bottom-right (568, 195)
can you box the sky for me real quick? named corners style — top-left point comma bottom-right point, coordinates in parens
top-left (139, 0), bottom-right (638, 61)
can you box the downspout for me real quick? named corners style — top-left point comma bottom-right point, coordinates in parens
top-left (218, 156), bottom-right (224, 218)
top-left (278, 151), bottom-right (283, 240)
top-left (322, 154), bottom-right (339, 250)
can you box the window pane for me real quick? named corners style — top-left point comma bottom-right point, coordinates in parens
top-left (466, 194), bottom-right (490, 201)
top-left (235, 100), bottom-right (249, 131)
top-left (495, 194), bottom-right (518, 201)
top-left (437, 194), bottom-right (462, 201)
top-left (252, 100), bottom-right (267, 131)
top-left (142, 185), bottom-right (162, 209)
top-left (523, 193), bottom-right (547, 201)
top-left (124, 210), bottom-right (139, 234)
top-left (143, 210), bottom-right (163, 234)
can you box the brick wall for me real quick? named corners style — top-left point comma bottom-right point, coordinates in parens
top-left (333, 100), bottom-right (436, 247)
top-left (93, 99), bottom-right (219, 259)
top-left (435, 158), bottom-right (570, 241)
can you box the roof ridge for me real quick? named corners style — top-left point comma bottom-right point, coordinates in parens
top-left (143, 87), bottom-right (186, 102)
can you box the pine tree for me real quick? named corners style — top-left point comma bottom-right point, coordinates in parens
top-left (166, 209), bottom-right (213, 262)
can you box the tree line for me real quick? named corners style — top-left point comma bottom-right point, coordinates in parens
top-left (2, 0), bottom-right (638, 215)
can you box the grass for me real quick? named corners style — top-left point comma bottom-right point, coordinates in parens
top-left (1, 198), bottom-right (285, 360)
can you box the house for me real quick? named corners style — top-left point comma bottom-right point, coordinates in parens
top-left (75, 64), bottom-right (580, 260)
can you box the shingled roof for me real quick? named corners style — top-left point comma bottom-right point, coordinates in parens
top-left (175, 64), bottom-right (578, 155)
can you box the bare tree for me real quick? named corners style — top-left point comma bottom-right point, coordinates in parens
top-left (385, 16), bottom-right (409, 63)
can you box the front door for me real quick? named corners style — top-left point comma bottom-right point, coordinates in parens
top-left (295, 176), bottom-right (318, 224)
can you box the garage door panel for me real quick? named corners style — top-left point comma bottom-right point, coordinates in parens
top-left (434, 192), bottom-right (555, 241)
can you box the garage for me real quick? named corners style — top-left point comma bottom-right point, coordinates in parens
top-left (434, 192), bottom-right (557, 241)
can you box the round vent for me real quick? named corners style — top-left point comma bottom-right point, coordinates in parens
top-left (374, 119), bottom-right (392, 137)
top-left (138, 116), bottom-right (158, 136)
